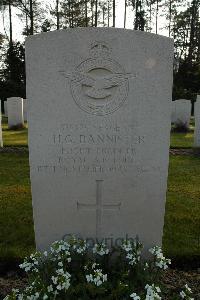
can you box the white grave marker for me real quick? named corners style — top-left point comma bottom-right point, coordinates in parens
top-left (171, 99), bottom-right (191, 127)
top-left (26, 28), bottom-right (173, 251)
top-left (7, 97), bottom-right (24, 129)
top-left (23, 99), bottom-right (28, 122)
top-left (0, 110), bottom-right (3, 147)
top-left (4, 101), bottom-right (8, 117)
top-left (194, 95), bottom-right (200, 147)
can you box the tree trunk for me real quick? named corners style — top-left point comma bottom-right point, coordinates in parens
top-left (95, 0), bottom-right (98, 27)
top-left (149, 1), bottom-right (152, 32)
top-left (124, 0), bottom-right (127, 28)
top-left (30, 0), bottom-right (34, 35)
top-left (155, 0), bottom-right (159, 34)
top-left (102, 5), bottom-right (105, 26)
top-left (85, 0), bottom-right (88, 26)
top-left (8, 0), bottom-right (13, 46)
top-left (108, 0), bottom-right (110, 27)
top-left (188, 0), bottom-right (198, 63)
top-left (134, 0), bottom-right (139, 30)
top-left (113, 0), bottom-right (115, 27)
top-left (169, 0), bottom-right (172, 37)
top-left (56, 0), bottom-right (60, 30)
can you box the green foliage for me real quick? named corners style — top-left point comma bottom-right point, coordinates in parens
top-left (173, 61), bottom-right (200, 101)
top-left (0, 42), bottom-right (26, 100)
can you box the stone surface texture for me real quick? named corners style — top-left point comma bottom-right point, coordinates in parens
top-left (26, 28), bottom-right (173, 251)
top-left (7, 97), bottom-right (24, 128)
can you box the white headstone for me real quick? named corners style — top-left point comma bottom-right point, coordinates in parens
top-left (4, 101), bottom-right (8, 117)
top-left (26, 28), bottom-right (173, 251)
top-left (23, 99), bottom-right (28, 122)
top-left (171, 101), bottom-right (176, 123)
top-left (0, 110), bottom-right (3, 147)
top-left (171, 99), bottom-right (191, 127)
top-left (194, 95), bottom-right (200, 147)
top-left (7, 97), bottom-right (24, 129)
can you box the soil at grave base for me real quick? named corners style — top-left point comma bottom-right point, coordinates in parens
top-left (0, 269), bottom-right (199, 300)
top-left (0, 147), bottom-right (28, 153)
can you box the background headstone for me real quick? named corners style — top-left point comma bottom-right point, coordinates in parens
top-left (194, 95), bottom-right (200, 147)
top-left (4, 101), bottom-right (8, 117)
top-left (171, 101), bottom-right (176, 123)
top-left (171, 99), bottom-right (191, 127)
top-left (26, 28), bottom-right (173, 251)
top-left (0, 110), bottom-right (3, 147)
top-left (7, 97), bottom-right (24, 129)
top-left (23, 99), bottom-right (28, 122)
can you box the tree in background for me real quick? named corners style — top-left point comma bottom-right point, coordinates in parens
top-left (0, 42), bottom-right (25, 100)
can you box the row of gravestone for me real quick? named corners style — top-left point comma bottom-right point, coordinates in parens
top-left (0, 29), bottom-right (200, 254)
top-left (1, 97), bottom-right (200, 147)
top-left (0, 97), bottom-right (27, 147)
top-left (3, 97), bottom-right (28, 124)
top-left (171, 97), bottom-right (200, 146)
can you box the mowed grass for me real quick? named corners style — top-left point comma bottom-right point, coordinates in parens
top-left (0, 152), bottom-right (199, 261)
top-left (2, 116), bottom-right (28, 147)
top-left (0, 153), bottom-right (35, 260)
top-left (170, 132), bottom-right (194, 148)
top-left (163, 155), bottom-right (200, 258)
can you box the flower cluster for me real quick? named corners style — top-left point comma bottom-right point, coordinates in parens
top-left (92, 242), bottom-right (109, 256)
top-left (149, 246), bottom-right (171, 270)
top-left (19, 252), bottom-right (41, 273)
top-left (121, 239), bottom-right (143, 266)
top-left (69, 235), bottom-right (88, 254)
top-left (51, 268), bottom-right (71, 291)
top-left (180, 284), bottom-right (194, 299)
top-left (130, 292), bottom-right (141, 299)
top-left (85, 263), bottom-right (107, 286)
top-left (145, 284), bottom-right (161, 300)
top-left (50, 240), bottom-right (72, 263)
top-left (4, 237), bottom-right (194, 300)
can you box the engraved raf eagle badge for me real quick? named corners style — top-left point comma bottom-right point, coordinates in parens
top-left (61, 41), bottom-right (134, 116)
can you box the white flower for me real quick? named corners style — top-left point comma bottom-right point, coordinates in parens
top-left (86, 267), bottom-right (107, 287)
top-left (149, 246), bottom-right (171, 270)
top-left (92, 243), bottom-right (109, 256)
top-left (47, 285), bottom-right (53, 292)
top-left (145, 284), bottom-right (161, 300)
top-left (130, 292), bottom-right (141, 299)
top-left (180, 291), bottom-right (186, 298)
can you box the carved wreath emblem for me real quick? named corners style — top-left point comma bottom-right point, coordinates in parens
top-left (61, 41), bottom-right (131, 116)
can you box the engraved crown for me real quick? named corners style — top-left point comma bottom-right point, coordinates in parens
top-left (90, 41), bottom-right (111, 58)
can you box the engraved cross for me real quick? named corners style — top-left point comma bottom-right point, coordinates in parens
top-left (77, 180), bottom-right (121, 239)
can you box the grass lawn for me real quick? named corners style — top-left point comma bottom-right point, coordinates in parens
top-left (0, 152), bottom-right (199, 261)
top-left (2, 117), bottom-right (28, 147)
top-left (163, 155), bottom-right (200, 259)
top-left (0, 153), bottom-right (34, 260)
top-left (170, 132), bottom-right (194, 148)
